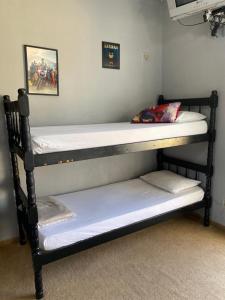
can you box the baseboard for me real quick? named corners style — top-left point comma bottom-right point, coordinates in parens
top-left (212, 220), bottom-right (225, 231)
top-left (0, 237), bottom-right (18, 247)
top-left (188, 212), bottom-right (225, 232)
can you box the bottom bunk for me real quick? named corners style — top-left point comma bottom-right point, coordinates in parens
top-left (38, 175), bottom-right (205, 251)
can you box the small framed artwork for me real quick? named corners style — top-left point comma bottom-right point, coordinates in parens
top-left (24, 45), bottom-right (59, 96)
top-left (102, 41), bottom-right (120, 70)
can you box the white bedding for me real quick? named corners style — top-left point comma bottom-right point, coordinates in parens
top-left (31, 121), bottom-right (208, 154)
top-left (38, 179), bottom-right (204, 251)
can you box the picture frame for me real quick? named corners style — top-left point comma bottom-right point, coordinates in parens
top-left (24, 45), bottom-right (59, 96)
top-left (102, 41), bottom-right (120, 70)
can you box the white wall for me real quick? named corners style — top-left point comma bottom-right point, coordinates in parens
top-left (0, 0), bottom-right (163, 241)
top-left (162, 7), bottom-right (225, 225)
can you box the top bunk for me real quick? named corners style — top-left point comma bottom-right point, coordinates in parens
top-left (3, 89), bottom-right (218, 169)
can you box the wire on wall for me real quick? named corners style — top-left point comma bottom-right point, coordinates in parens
top-left (177, 19), bottom-right (206, 26)
top-left (177, 7), bottom-right (225, 36)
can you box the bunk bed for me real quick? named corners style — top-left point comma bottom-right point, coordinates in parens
top-left (3, 89), bottom-right (218, 299)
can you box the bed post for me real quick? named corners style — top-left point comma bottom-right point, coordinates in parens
top-left (18, 89), bottom-right (43, 299)
top-left (157, 95), bottom-right (165, 170)
top-left (3, 95), bottom-right (26, 245)
top-left (204, 90), bottom-right (218, 227)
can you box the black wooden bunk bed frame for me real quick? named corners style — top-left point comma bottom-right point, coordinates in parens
top-left (3, 89), bottom-right (218, 299)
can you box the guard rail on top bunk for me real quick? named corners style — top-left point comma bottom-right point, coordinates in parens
top-left (3, 89), bottom-right (218, 299)
top-left (3, 89), bottom-right (217, 168)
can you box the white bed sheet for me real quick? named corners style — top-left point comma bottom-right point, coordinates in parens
top-left (31, 121), bottom-right (208, 154)
top-left (38, 179), bottom-right (204, 251)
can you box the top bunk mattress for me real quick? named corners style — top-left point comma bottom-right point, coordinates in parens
top-left (31, 121), bottom-right (208, 154)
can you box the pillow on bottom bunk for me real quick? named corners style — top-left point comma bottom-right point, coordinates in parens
top-left (140, 170), bottom-right (201, 194)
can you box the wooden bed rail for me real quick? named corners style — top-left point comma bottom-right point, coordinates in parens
top-left (158, 90), bottom-right (218, 109)
top-left (158, 154), bottom-right (213, 177)
top-left (3, 89), bottom-right (41, 298)
top-left (3, 89), bottom-right (30, 115)
top-left (157, 90), bottom-right (218, 228)
top-left (3, 89), bottom-right (31, 160)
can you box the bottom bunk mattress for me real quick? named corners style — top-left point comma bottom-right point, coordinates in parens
top-left (38, 179), bottom-right (204, 251)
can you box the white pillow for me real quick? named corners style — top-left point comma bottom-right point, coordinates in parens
top-left (140, 170), bottom-right (201, 194)
top-left (175, 111), bottom-right (206, 123)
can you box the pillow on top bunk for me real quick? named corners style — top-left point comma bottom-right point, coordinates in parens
top-left (140, 170), bottom-right (201, 194)
top-left (132, 102), bottom-right (181, 124)
top-left (175, 111), bottom-right (206, 123)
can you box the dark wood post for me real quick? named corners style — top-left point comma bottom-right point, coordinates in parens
top-left (158, 94), bottom-right (165, 105)
top-left (3, 95), bottom-right (26, 245)
top-left (204, 90), bottom-right (218, 226)
top-left (17, 89), bottom-right (43, 299)
top-left (157, 95), bottom-right (165, 170)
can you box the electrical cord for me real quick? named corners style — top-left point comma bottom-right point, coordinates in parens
top-left (177, 19), bottom-right (206, 26)
top-left (177, 7), bottom-right (225, 36)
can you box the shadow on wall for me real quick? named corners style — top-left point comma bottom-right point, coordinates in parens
top-left (0, 96), bottom-right (17, 240)
top-left (137, 0), bottom-right (162, 43)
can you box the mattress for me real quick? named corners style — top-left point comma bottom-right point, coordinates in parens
top-left (31, 121), bottom-right (208, 154)
top-left (38, 179), bottom-right (204, 251)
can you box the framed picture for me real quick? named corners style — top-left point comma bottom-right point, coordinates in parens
top-left (24, 45), bottom-right (59, 96)
top-left (102, 41), bottom-right (120, 69)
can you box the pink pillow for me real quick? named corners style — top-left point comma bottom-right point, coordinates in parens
top-left (132, 102), bottom-right (181, 123)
